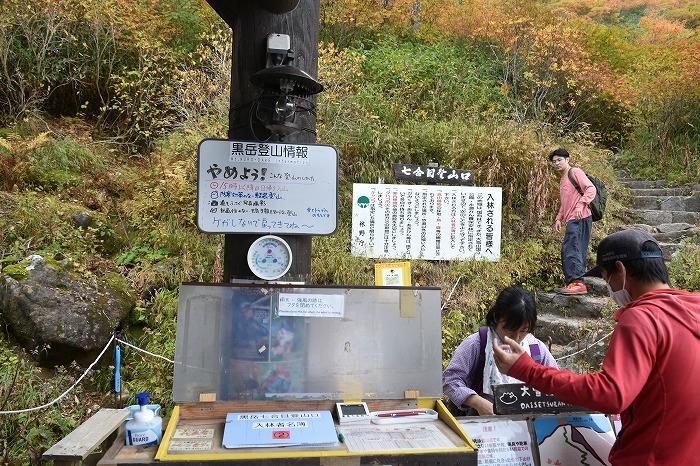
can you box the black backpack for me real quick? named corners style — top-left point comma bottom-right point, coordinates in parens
top-left (567, 168), bottom-right (606, 222)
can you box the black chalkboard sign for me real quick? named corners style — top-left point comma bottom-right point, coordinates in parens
top-left (492, 383), bottom-right (588, 415)
top-left (392, 163), bottom-right (475, 186)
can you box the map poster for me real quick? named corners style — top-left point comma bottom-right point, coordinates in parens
top-left (534, 414), bottom-right (616, 466)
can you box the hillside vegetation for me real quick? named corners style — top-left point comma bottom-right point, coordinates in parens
top-left (0, 0), bottom-right (699, 462)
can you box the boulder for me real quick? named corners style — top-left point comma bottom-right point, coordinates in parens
top-left (71, 211), bottom-right (94, 228)
top-left (0, 256), bottom-right (134, 365)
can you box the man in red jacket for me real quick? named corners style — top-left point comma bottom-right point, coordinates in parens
top-left (493, 229), bottom-right (700, 465)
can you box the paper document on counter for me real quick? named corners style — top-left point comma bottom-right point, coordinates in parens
top-left (338, 423), bottom-right (454, 452)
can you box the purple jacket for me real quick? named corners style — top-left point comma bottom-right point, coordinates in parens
top-left (443, 331), bottom-right (558, 408)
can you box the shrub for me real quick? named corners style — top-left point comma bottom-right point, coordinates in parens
top-left (0, 0), bottom-right (230, 150)
top-left (669, 245), bottom-right (700, 292)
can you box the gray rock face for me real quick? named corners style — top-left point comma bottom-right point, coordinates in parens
top-left (0, 257), bottom-right (134, 364)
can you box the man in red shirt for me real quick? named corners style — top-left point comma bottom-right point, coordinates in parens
top-left (550, 147), bottom-right (597, 294)
top-left (493, 229), bottom-right (700, 465)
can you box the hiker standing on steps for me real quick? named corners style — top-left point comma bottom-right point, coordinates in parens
top-left (550, 147), bottom-right (597, 295)
top-left (492, 229), bottom-right (700, 466)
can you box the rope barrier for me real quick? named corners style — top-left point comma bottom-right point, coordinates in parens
top-left (0, 335), bottom-right (115, 415)
top-left (115, 338), bottom-right (174, 364)
top-left (0, 335), bottom-right (177, 415)
top-left (555, 330), bottom-right (614, 361)
top-left (441, 275), bottom-right (463, 311)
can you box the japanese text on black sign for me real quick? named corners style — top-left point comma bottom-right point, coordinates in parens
top-left (392, 163), bottom-right (475, 186)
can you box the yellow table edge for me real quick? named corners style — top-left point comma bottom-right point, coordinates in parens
top-left (156, 400), bottom-right (477, 461)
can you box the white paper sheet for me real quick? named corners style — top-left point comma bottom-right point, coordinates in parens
top-left (460, 419), bottom-right (535, 466)
top-left (338, 423), bottom-right (454, 452)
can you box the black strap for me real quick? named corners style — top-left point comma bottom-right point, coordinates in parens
top-left (474, 326), bottom-right (488, 395)
top-left (567, 168), bottom-right (584, 196)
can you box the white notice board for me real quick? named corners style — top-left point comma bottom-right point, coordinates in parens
top-left (197, 139), bottom-right (338, 234)
top-left (351, 183), bottom-right (502, 261)
top-left (460, 419), bottom-right (535, 466)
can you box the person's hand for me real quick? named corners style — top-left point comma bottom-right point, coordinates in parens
top-left (465, 394), bottom-right (494, 416)
top-left (574, 206), bottom-right (583, 219)
top-left (554, 219), bottom-right (562, 233)
top-left (492, 336), bottom-right (526, 374)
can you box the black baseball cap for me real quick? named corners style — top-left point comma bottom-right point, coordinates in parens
top-left (584, 229), bottom-right (664, 278)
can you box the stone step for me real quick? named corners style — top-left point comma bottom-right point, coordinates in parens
top-left (537, 292), bottom-right (609, 318)
top-left (535, 313), bottom-right (610, 346)
top-left (629, 209), bottom-right (700, 226)
top-left (653, 227), bottom-right (700, 243)
top-left (656, 222), bottom-right (694, 233)
top-left (622, 223), bottom-right (656, 233)
top-left (625, 223), bottom-right (697, 234)
top-left (631, 195), bottom-right (700, 212)
top-left (629, 187), bottom-right (696, 196)
top-left (622, 180), bottom-right (667, 189)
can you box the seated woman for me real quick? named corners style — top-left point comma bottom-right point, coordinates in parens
top-left (443, 286), bottom-right (558, 416)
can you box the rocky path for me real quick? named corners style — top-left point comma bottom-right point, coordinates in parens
top-left (534, 179), bottom-right (700, 371)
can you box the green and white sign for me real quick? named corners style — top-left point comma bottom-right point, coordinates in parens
top-left (351, 183), bottom-right (502, 261)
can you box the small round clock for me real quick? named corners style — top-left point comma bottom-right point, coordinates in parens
top-left (247, 235), bottom-right (293, 281)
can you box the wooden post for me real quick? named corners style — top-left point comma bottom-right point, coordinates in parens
top-left (205, 0), bottom-right (319, 283)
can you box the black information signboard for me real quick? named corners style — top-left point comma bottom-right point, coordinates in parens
top-left (493, 383), bottom-right (588, 415)
top-left (392, 163), bottom-right (475, 186)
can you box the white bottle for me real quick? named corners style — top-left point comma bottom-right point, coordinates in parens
top-left (125, 392), bottom-right (162, 446)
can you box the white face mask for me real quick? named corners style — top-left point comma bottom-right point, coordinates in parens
top-left (606, 271), bottom-right (632, 307)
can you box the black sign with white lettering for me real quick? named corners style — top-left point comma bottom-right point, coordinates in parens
top-left (493, 383), bottom-right (588, 415)
top-left (392, 163), bottom-right (475, 186)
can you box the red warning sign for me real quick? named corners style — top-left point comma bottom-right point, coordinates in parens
top-left (273, 430), bottom-right (290, 439)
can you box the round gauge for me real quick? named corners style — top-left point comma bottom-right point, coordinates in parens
top-left (247, 235), bottom-right (293, 281)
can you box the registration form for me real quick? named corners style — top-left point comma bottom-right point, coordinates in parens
top-left (338, 424), bottom-right (454, 452)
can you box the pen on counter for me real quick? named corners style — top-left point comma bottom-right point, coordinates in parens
top-left (335, 427), bottom-right (344, 443)
top-left (375, 410), bottom-right (426, 418)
